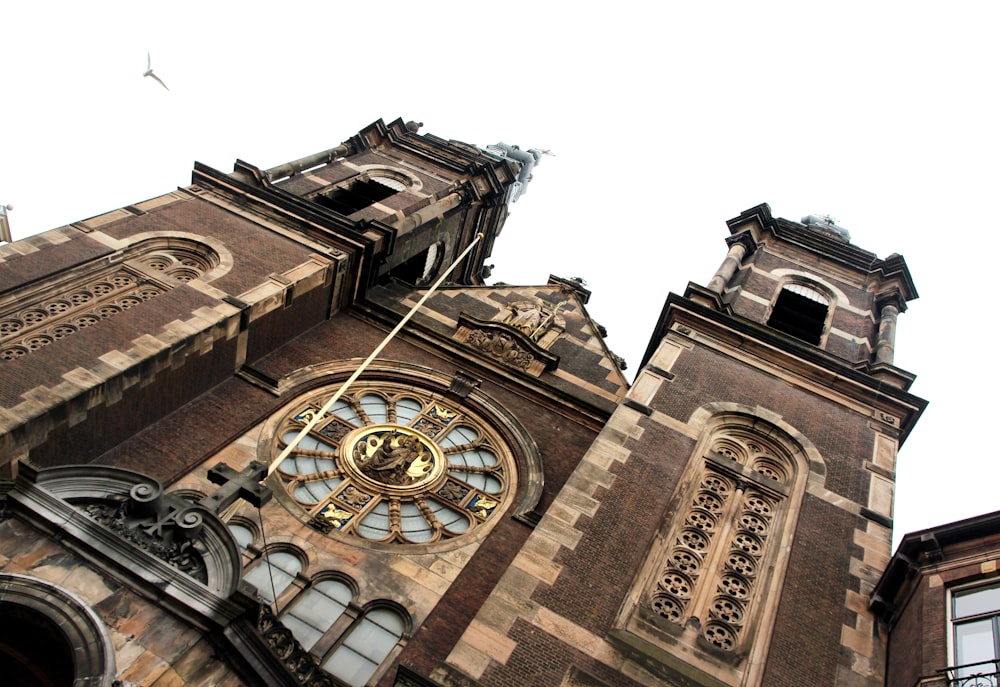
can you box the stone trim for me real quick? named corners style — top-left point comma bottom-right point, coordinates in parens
top-left (0, 572), bottom-right (117, 687)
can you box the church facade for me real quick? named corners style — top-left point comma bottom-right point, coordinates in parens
top-left (0, 119), bottom-right (927, 686)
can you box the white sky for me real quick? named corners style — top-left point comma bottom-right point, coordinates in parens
top-left (1, 1), bottom-right (997, 548)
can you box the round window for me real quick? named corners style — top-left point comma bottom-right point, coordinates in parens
top-left (266, 382), bottom-right (514, 546)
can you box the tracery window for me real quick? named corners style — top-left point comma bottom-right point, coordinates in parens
top-left (266, 381), bottom-right (515, 548)
top-left (616, 416), bottom-right (807, 686)
top-left (0, 239), bottom-right (219, 360)
top-left (648, 441), bottom-right (788, 652)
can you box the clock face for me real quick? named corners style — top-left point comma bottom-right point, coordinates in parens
top-left (265, 381), bottom-right (514, 546)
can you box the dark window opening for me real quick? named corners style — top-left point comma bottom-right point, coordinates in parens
top-left (0, 605), bottom-right (75, 687)
top-left (387, 242), bottom-right (442, 285)
top-left (314, 178), bottom-right (397, 215)
top-left (767, 287), bottom-right (829, 345)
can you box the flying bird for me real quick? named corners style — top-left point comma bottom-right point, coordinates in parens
top-left (143, 52), bottom-right (169, 91)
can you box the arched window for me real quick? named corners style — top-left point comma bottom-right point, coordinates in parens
top-left (0, 574), bottom-right (115, 687)
top-left (767, 282), bottom-right (831, 345)
top-left (616, 415), bottom-right (810, 686)
top-left (250, 566), bottom-right (409, 687)
top-left (283, 578), bottom-right (354, 651)
top-left (243, 549), bottom-right (304, 604)
top-left (647, 432), bottom-right (792, 652)
top-left (387, 241), bottom-right (444, 285)
top-left (323, 606), bottom-right (407, 687)
top-left (227, 522), bottom-right (255, 551)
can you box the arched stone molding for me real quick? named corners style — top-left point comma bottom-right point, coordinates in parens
top-left (766, 269), bottom-right (849, 310)
top-left (118, 231), bottom-right (234, 283)
top-left (243, 539), bottom-right (317, 576)
top-left (259, 361), bottom-right (545, 553)
top-left (686, 402), bottom-right (826, 485)
top-left (13, 465), bottom-right (243, 605)
top-left (614, 406), bottom-right (821, 687)
top-left (353, 165), bottom-right (424, 193)
top-left (0, 573), bottom-right (116, 687)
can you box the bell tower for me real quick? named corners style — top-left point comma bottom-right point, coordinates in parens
top-left (431, 203), bottom-right (926, 687)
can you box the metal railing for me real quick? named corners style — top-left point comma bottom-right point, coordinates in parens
top-left (941, 660), bottom-right (1000, 687)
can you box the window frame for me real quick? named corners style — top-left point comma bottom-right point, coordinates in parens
top-left (948, 581), bottom-right (1000, 684)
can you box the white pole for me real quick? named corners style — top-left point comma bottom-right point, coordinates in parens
top-left (268, 232), bottom-right (485, 476)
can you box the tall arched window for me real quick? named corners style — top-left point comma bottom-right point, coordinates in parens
top-left (323, 605), bottom-right (407, 686)
top-left (615, 414), bottom-right (811, 686)
top-left (243, 548), bottom-right (304, 604)
top-left (283, 578), bottom-right (354, 651)
top-left (648, 431), bottom-right (793, 652)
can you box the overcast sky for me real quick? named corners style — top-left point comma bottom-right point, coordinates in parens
top-left (2, 1), bottom-right (997, 547)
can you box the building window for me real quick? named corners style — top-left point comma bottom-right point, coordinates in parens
top-left (951, 584), bottom-right (1000, 685)
top-left (323, 606), bottom-right (407, 686)
top-left (614, 414), bottom-right (810, 686)
top-left (243, 549), bottom-right (304, 604)
top-left (314, 178), bottom-right (399, 216)
top-left (265, 380), bottom-right (515, 549)
top-left (248, 565), bottom-right (408, 687)
top-left (767, 282), bottom-right (830, 345)
top-left (283, 578), bottom-right (354, 651)
top-left (387, 241), bottom-right (443, 285)
top-left (646, 432), bottom-right (792, 653)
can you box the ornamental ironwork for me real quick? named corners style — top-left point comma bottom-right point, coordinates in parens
top-left (941, 661), bottom-right (1000, 687)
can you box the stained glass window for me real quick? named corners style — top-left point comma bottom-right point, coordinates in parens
top-left (269, 382), bottom-right (514, 546)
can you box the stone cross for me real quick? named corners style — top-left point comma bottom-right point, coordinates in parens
top-left (198, 460), bottom-right (273, 515)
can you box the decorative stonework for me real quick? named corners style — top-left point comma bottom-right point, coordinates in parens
top-left (645, 436), bottom-right (790, 654)
top-left (454, 314), bottom-right (559, 377)
top-left (0, 242), bottom-right (218, 361)
top-left (256, 603), bottom-right (335, 687)
top-left (80, 486), bottom-right (209, 583)
top-left (501, 299), bottom-right (567, 344)
top-left (12, 464), bottom-right (243, 598)
top-left (466, 328), bottom-right (535, 370)
top-left (0, 271), bottom-right (164, 359)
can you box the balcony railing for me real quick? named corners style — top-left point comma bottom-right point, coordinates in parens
top-left (941, 660), bottom-right (1000, 687)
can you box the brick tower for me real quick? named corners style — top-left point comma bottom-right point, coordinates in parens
top-left (430, 204), bottom-right (926, 686)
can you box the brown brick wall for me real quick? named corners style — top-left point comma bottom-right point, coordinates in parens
top-left (651, 345), bottom-right (876, 505)
top-left (480, 618), bottom-right (649, 687)
top-left (30, 333), bottom-right (240, 469)
top-left (0, 285), bottom-right (221, 407)
top-left (93, 375), bottom-right (274, 482)
top-left (0, 232), bottom-right (112, 291)
top-left (246, 280), bottom-right (332, 363)
top-left (761, 496), bottom-right (859, 685)
top-left (99, 197), bottom-right (323, 297)
top-left (886, 580), bottom-right (926, 687)
top-left (533, 418), bottom-right (695, 632)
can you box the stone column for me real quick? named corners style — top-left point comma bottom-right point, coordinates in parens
top-left (874, 293), bottom-right (904, 365)
top-left (707, 232), bottom-right (756, 294)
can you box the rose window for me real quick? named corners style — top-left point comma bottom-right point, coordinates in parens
top-left (269, 382), bottom-right (514, 546)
